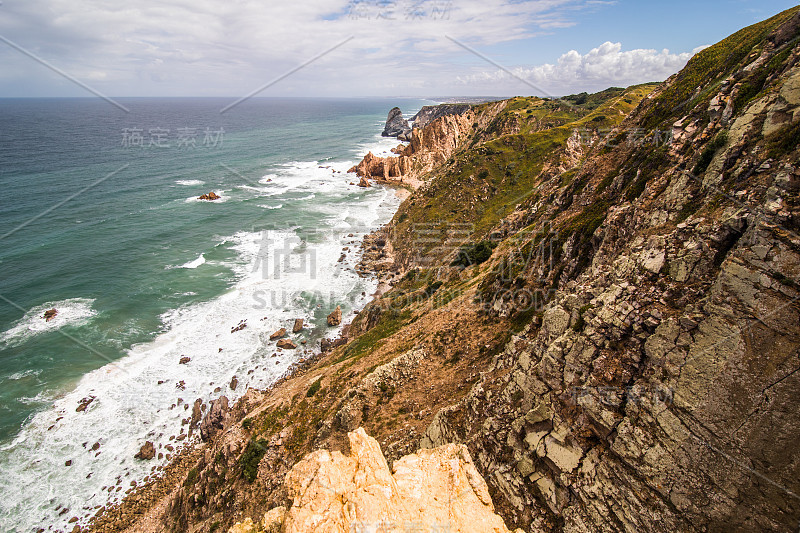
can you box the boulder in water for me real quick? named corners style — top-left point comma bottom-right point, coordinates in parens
top-left (327, 306), bottom-right (342, 327)
top-left (134, 441), bottom-right (155, 460)
top-left (381, 107), bottom-right (411, 138)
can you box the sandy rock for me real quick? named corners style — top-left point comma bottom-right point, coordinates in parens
top-left (292, 319), bottom-right (304, 333)
top-left (270, 328), bottom-right (287, 341)
top-left (251, 428), bottom-right (515, 532)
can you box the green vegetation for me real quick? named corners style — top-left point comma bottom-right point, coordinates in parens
top-left (425, 280), bottom-right (444, 296)
top-left (241, 417), bottom-right (253, 430)
top-left (693, 130), bottom-right (728, 175)
top-left (238, 437), bottom-right (268, 482)
top-left (333, 309), bottom-right (411, 365)
top-left (563, 87), bottom-right (626, 110)
top-left (765, 119), bottom-right (800, 160)
top-left (184, 466), bottom-right (199, 487)
top-left (732, 44), bottom-right (794, 115)
top-left (392, 84), bottom-right (656, 261)
top-left (306, 378), bottom-right (322, 397)
top-left (643, 6), bottom-right (800, 129)
top-left (451, 241), bottom-right (497, 268)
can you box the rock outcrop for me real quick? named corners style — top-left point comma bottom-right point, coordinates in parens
top-left (381, 106), bottom-right (411, 138)
top-left (43, 308), bottom-right (57, 321)
top-left (276, 339), bottom-right (297, 350)
top-left (419, 9), bottom-right (800, 532)
top-left (199, 396), bottom-right (229, 442)
top-left (198, 192), bottom-right (221, 201)
top-left (228, 428), bottom-right (516, 533)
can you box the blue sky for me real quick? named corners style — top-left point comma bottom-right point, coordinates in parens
top-left (0, 0), bottom-right (797, 98)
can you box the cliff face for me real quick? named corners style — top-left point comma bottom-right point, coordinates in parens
top-left (418, 8), bottom-right (800, 532)
top-left (348, 101), bottom-right (507, 186)
top-left (88, 8), bottom-right (800, 533)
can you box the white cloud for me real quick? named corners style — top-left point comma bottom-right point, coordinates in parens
top-left (0, 0), bottom-right (617, 96)
top-left (457, 41), bottom-right (703, 95)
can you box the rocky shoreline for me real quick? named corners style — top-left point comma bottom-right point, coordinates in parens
top-left (83, 136), bottom-right (419, 533)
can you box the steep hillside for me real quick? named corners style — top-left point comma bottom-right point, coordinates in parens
top-left (87, 7), bottom-right (800, 533)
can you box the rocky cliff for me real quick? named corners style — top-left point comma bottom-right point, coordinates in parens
top-left (87, 7), bottom-right (800, 533)
top-left (417, 8), bottom-right (800, 532)
top-left (349, 101), bottom-right (507, 187)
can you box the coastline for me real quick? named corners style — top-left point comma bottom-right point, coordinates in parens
top-left (85, 189), bottom-right (408, 533)
top-left (84, 102), bottom-right (455, 533)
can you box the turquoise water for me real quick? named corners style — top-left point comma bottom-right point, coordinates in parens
top-left (0, 97), bottom-right (430, 531)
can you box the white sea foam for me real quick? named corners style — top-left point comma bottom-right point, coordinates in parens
top-left (175, 179), bottom-right (205, 186)
top-left (0, 155), bottom-right (402, 532)
top-left (179, 254), bottom-right (206, 269)
top-left (6, 369), bottom-right (42, 381)
top-left (0, 299), bottom-right (97, 348)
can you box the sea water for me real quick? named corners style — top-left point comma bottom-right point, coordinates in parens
top-left (0, 96), bottom-right (431, 531)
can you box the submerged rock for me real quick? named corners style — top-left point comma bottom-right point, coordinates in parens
top-left (76, 396), bottom-right (95, 413)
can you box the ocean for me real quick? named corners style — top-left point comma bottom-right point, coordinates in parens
top-left (0, 96), bottom-right (431, 532)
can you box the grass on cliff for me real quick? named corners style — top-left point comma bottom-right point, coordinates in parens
top-left (643, 6), bottom-right (800, 129)
top-left (392, 84), bottom-right (657, 261)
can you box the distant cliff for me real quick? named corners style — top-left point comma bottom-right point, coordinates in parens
top-left (412, 103), bottom-right (471, 129)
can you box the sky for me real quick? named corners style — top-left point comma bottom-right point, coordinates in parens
top-left (0, 0), bottom-right (797, 99)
